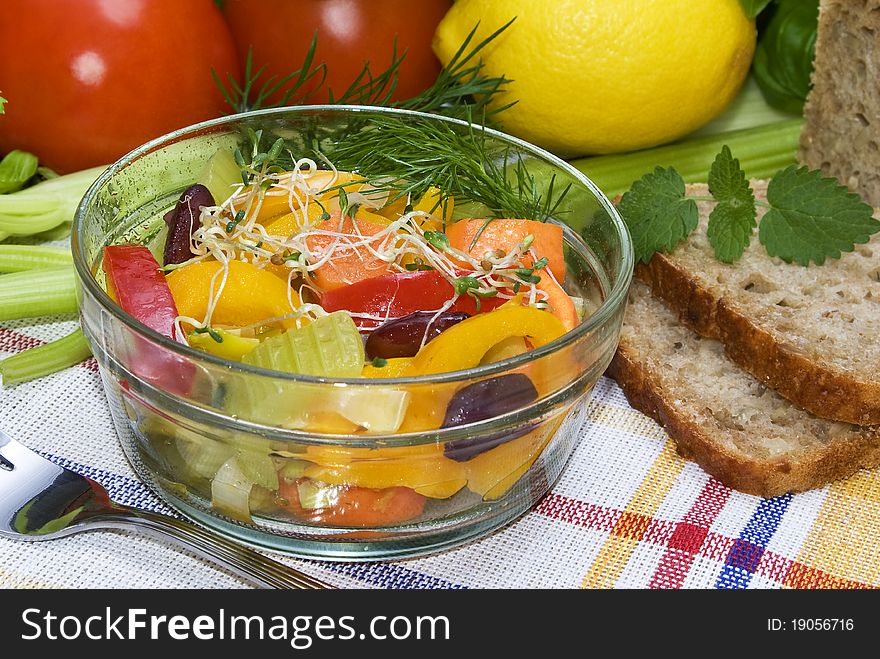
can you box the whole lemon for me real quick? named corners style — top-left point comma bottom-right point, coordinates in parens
top-left (433, 0), bottom-right (756, 156)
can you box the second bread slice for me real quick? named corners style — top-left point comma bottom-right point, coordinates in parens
top-left (608, 282), bottom-right (880, 497)
top-left (638, 181), bottom-right (880, 425)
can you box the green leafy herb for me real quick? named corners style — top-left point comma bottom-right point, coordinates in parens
top-left (329, 111), bottom-right (571, 222)
top-left (424, 230), bottom-right (451, 251)
top-left (0, 150), bottom-right (39, 194)
top-left (752, 0), bottom-right (819, 114)
top-left (371, 357), bottom-right (388, 368)
top-left (620, 147), bottom-right (879, 266)
top-left (453, 275), bottom-right (482, 296)
top-left (618, 167), bottom-right (698, 264)
top-left (738, 0), bottom-right (773, 19)
top-left (707, 146), bottom-right (756, 262)
top-left (0, 95), bottom-right (6, 115)
top-left (226, 209), bottom-right (246, 233)
top-left (213, 34), bottom-right (327, 114)
top-left (193, 326), bottom-right (224, 343)
top-left (759, 166), bottom-right (878, 265)
top-left (214, 22), bottom-right (513, 122)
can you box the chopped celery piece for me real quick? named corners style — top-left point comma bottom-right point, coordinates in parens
top-left (0, 245), bottom-right (72, 272)
top-left (297, 479), bottom-right (339, 510)
top-left (0, 267), bottom-right (78, 320)
top-left (0, 150), bottom-right (39, 194)
top-left (278, 459), bottom-right (311, 482)
top-left (210, 451), bottom-right (279, 522)
top-left (211, 458), bottom-right (254, 522)
top-left (235, 450), bottom-right (279, 491)
top-left (233, 313), bottom-right (411, 432)
top-left (331, 387), bottom-right (409, 433)
top-left (0, 166), bottom-right (105, 237)
top-left (188, 329), bottom-right (260, 361)
top-left (243, 311), bottom-right (364, 377)
top-left (0, 328), bottom-right (91, 385)
top-left (197, 148), bottom-right (241, 205)
top-left (689, 77), bottom-right (795, 138)
top-left (570, 119), bottom-right (803, 200)
top-left (174, 436), bottom-right (234, 480)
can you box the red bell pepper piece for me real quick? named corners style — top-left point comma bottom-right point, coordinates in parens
top-left (103, 245), bottom-right (192, 394)
top-left (319, 270), bottom-right (504, 329)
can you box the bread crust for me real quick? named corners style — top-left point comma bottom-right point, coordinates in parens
top-left (608, 342), bottom-right (880, 497)
top-left (637, 255), bottom-right (880, 426)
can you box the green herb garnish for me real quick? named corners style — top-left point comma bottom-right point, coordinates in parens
top-left (214, 23), bottom-right (513, 122)
top-left (0, 150), bottom-right (39, 194)
top-left (618, 167), bottom-right (698, 264)
top-left (424, 230), bottom-right (451, 251)
top-left (738, 0), bottom-right (773, 20)
top-left (193, 326), bottom-right (224, 343)
top-left (226, 209), bottom-right (246, 233)
top-left (453, 275), bottom-right (482, 296)
top-left (329, 111), bottom-right (571, 222)
top-left (706, 146), bottom-right (756, 263)
top-left (371, 357), bottom-right (388, 368)
top-left (619, 145), bottom-right (879, 266)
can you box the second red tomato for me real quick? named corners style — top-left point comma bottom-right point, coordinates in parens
top-left (222, 0), bottom-right (452, 104)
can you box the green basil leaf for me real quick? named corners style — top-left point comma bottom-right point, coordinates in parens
top-left (752, 0), bottom-right (819, 114)
top-left (738, 0), bottom-right (773, 20)
top-left (0, 150), bottom-right (39, 194)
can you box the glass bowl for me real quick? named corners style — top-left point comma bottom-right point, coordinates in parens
top-left (72, 106), bottom-right (632, 560)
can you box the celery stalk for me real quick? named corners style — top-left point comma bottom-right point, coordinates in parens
top-left (0, 245), bottom-right (73, 272)
top-left (0, 268), bottom-right (78, 320)
top-left (571, 119), bottom-right (803, 199)
top-left (0, 166), bottom-right (105, 237)
top-left (0, 328), bottom-right (92, 385)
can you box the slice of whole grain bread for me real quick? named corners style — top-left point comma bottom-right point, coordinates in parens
top-left (609, 282), bottom-right (880, 497)
top-left (799, 0), bottom-right (880, 206)
top-left (637, 181), bottom-right (880, 426)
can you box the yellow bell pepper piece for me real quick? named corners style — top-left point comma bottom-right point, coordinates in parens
top-left (166, 260), bottom-right (302, 330)
top-left (411, 186), bottom-right (453, 232)
top-left (394, 306), bottom-right (565, 431)
top-left (187, 329), bottom-right (260, 361)
top-left (406, 305), bottom-right (566, 375)
top-left (464, 415), bottom-right (562, 500)
top-left (362, 358), bottom-right (414, 378)
top-left (304, 443), bottom-right (466, 499)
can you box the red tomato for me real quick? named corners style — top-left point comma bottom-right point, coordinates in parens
top-left (277, 479), bottom-right (426, 527)
top-left (0, 0), bottom-right (240, 173)
top-left (222, 0), bottom-right (451, 104)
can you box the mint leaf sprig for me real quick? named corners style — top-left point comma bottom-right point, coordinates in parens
top-left (618, 145), bottom-right (879, 266)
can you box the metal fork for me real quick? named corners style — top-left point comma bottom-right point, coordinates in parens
top-left (0, 429), bottom-right (332, 589)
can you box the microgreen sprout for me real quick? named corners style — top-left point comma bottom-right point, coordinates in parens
top-left (423, 231), bottom-right (450, 251)
top-left (192, 326), bottom-right (224, 343)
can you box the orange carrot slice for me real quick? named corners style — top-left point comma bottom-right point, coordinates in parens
top-left (306, 215), bottom-right (392, 291)
top-left (446, 218), bottom-right (566, 282)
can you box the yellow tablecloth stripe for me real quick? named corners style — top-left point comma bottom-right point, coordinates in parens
top-left (789, 470), bottom-right (880, 588)
top-left (582, 439), bottom-right (684, 588)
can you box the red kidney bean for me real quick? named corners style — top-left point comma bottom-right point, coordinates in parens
top-left (364, 311), bottom-right (470, 360)
top-left (163, 184), bottom-right (214, 265)
top-left (442, 373), bottom-right (539, 461)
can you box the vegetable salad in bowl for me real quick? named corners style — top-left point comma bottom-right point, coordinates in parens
top-left (73, 107), bottom-right (632, 558)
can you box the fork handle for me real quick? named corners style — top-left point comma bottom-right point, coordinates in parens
top-left (89, 509), bottom-right (332, 589)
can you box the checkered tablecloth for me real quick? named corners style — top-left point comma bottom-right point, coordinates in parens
top-left (1, 314), bottom-right (878, 589)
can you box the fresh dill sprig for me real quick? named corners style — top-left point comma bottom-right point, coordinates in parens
top-left (327, 110), bottom-right (571, 222)
top-left (397, 20), bottom-right (516, 121)
top-left (213, 22), bottom-right (513, 121)
top-left (212, 34), bottom-right (328, 114)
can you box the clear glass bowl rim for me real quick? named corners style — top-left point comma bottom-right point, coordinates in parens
top-left (72, 104), bottom-right (634, 388)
